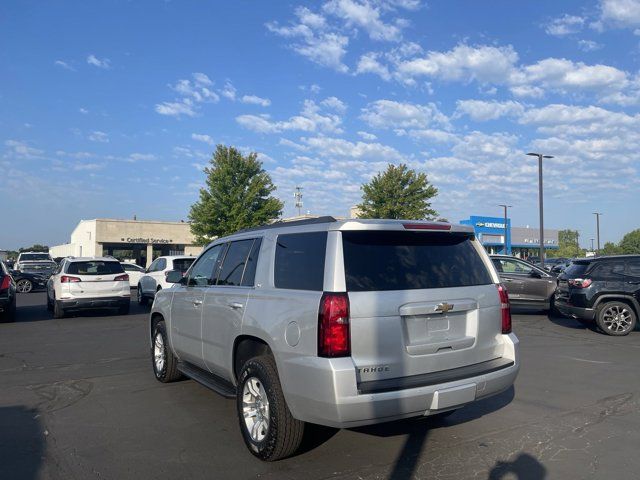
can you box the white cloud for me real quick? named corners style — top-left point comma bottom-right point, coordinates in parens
top-left (236, 99), bottom-right (344, 134)
top-left (323, 0), bottom-right (405, 42)
top-left (600, 0), bottom-right (640, 28)
top-left (220, 81), bottom-right (237, 100)
top-left (300, 135), bottom-right (404, 162)
top-left (544, 14), bottom-right (585, 36)
top-left (455, 100), bottom-right (525, 121)
top-left (241, 95), bottom-right (271, 107)
top-left (54, 60), bottom-right (75, 71)
top-left (191, 133), bottom-right (215, 145)
top-left (577, 39), bottom-right (603, 51)
top-left (357, 130), bottom-right (377, 140)
top-left (360, 99), bottom-right (450, 129)
top-left (79, 107), bottom-right (89, 114)
top-left (4, 140), bottom-right (44, 159)
top-left (88, 131), bottom-right (109, 143)
top-left (156, 73), bottom-right (220, 118)
top-left (127, 153), bottom-right (156, 162)
top-left (320, 96), bottom-right (347, 112)
top-left (86, 54), bottom-right (111, 69)
top-left (355, 52), bottom-right (391, 80)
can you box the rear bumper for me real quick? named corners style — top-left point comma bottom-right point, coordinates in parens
top-left (0, 297), bottom-right (14, 313)
top-left (281, 333), bottom-right (520, 428)
top-left (59, 296), bottom-right (130, 310)
top-left (554, 298), bottom-right (596, 320)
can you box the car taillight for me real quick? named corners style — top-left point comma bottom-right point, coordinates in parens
top-left (0, 276), bottom-right (11, 291)
top-left (497, 284), bottom-right (512, 334)
top-left (114, 274), bottom-right (129, 282)
top-left (318, 292), bottom-right (350, 358)
top-left (60, 275), bottom-right (81, 283)
top-left (568, 278), bottom-right (592, 288)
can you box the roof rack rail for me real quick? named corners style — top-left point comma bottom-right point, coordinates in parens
top-left (236, 216), bottom-right (338, 234)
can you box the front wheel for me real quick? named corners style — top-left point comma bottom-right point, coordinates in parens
top-left (596, 301), bottom-right (637, 336)
top-left (16, 279), bottom-right (33, 293)
top-left (236, 355), bottom-right (305, 461)
top-left (53, 300), bottom-right (65, 319)
top-left (137, 285), bottom-right (148, 306)
top-left (151, 320), bottom-right (181, 382)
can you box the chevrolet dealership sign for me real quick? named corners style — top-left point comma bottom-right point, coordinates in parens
top-left (475, 221), bottom-right (506, 229)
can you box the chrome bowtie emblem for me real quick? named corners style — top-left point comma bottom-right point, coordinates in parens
top-left (436, 302), bottom-right (454, 313)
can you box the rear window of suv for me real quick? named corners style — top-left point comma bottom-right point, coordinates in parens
top-left (66, 261), bottom-right (124, 275)
top-left (275, 232), bottom-right (327, 291)
top-left (172, 258), bottom-right (195, 273)
top-left (563, 262), bottom-right (589, 278)
top-left (342, 231), bottom-right (492, 292)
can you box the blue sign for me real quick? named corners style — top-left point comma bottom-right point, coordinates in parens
top-left (460, 215), bottom-right (511, 254)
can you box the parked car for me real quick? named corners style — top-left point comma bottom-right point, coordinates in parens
top-left (46, 257), bottom-right (130, 318)
top-left (0, 261), bottom-right (16, 322)
top-left (9, 270), bottom-right (48, 293)
top-left (536, 257), bottom-right (571, 272)
top-left (555, 255), bottom-right (640, 336)
top-left (137, 255), bottom-right (195, 305)
top-left (490, 255), bottom-right (557, 311)
top-left (15, 251), bottom-right (54, 271)
top-left (149, 217), bottom-right (519, 461)
top-left (121, 262), bottom-right (145, 288)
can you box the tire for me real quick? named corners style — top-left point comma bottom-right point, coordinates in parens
top-left (151, 320), bottom-right (181, 382)
top-left (0, 301), bottom-right (16, 323)
top-left (236, 355), bottom-right (305, 461)
top-left (46, 293), bottom-right (53, 311)
top-left (137, 285), bottom-right (148, 306)
top-left (16, 279), bottom-right (33, 293)
top-left (53, 300), bottom-right (65, 319)
top-left (119, 303), bottom-right (130, 315)
top-left (595, 301), bottom-right (637, 336)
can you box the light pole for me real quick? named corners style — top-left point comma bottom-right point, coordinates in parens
top-left (498, 204), bottom-right (512, 255)
top-left (593, 212), bottom-right (602, 255)
top-left (590, 238), bottom-right (595, 252)
top-left (527, 152), bottom-right (554, 268)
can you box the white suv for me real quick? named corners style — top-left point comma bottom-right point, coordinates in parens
top-left (46, 257), bottom-right (131, 318)
top-left (137, 255), bottom-right (195, 305)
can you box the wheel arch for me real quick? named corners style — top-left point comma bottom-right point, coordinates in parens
top-left (232, 335), bottom-right (273, 383)
top-left (593, 294), bottom-right (640, 316)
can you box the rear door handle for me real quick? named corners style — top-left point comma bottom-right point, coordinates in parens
top-left (228, 302), bottom-right (244, 310)
top-left (627, 281), bottom-right (640, 285)
top-left (193, 300), bottom-right (203, 307)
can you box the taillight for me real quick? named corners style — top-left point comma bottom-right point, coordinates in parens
top-left (114, 274), bottom-right (129, 282)
top-left (60, 275), bottom-right (81, 283)
top-left (568, 278), bottom-right (592, 288)
top-left (497, 284), bottom-right (512, 334)
top-left (0, 276), bottom-right (11, 291)
top-left (318, 292), bottom-right (350, 358)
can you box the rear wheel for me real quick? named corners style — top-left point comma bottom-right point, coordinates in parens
top-left (237, 355), bottom-right (305, 461)
top-left (137, 285), bottom-right (148, 306)
top-left (596, 301), bottom-right (637, 336)
top-left (53, 299), bottom-right (65, 319)
top-left (16, 279), bottom-right (33, 293)
top-left (46, 292), bottom-right (53, 311)
top-left (152, 320), bottom-right (181, 382)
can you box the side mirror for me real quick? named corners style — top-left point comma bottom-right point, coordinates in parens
top-left (530, 270), bottom-right (542, 278)
top-left (165, 270), bottom-right (184, 284)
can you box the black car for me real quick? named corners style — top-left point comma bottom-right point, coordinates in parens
top-left (555, 255), bottom-right (640, 336)
top-left (0, 261), bottom-right (17, 322)
top-left (10, 270), bottom-right (49, 293)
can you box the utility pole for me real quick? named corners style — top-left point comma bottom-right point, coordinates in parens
top-left (575, 230), bottom-right (580, 257)
top-left (526, 153), bottom-right (554, 268)
top-left (294, 186), bottom-right (303, 217)
top-left (498, 204), bottom-right (512, 255)
top-left (590, 238), bottom-right (595, 252)
top-left (593, 212), bottom-right (602, 255)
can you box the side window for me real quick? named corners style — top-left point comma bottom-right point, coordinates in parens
top-left (148, 259), bottom-right (160, 272)
top-left (593, 262), bottom-right (625, 279)
top-left (628, 260), bottom-right (640, 277)
top-left (157, 258), bottom-right (167, 271)
top-left (275, 232), bottom-right (327, 291)
top-left (499, 259), bottom-right (532, 274)
top-left (241, 238), bottom-right (262, 287)
top-left (217, 240), bottom-right (254, 286)
top-left (188, 245), bottom-right (224, 287)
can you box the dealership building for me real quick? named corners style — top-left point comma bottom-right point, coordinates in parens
top-left (49, 219), bottom-right (202, 267)
top-left (460, 215), bottom-right (559, 258)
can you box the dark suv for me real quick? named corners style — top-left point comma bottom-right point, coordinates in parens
top-left (555, 255), bottom-right (640, 336)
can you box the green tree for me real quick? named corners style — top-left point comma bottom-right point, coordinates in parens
top-left (548, 230), bottom-right (583, 258)
top-left (357, 164), bottom-right (438, 220)
top-left (601, 241), bottom-right (623, 256)
top-left (619, 229), bottom-right (640, 254)
top-left (189, 145), bottom-right (283, 244)
top-left (19, 244), bottom-right (49, 252)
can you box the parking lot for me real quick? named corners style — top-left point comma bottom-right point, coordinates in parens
top-left (1, 292), bottom-right (639, 480)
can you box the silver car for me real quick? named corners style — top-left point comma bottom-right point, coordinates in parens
top-left (149, 217), bottom-right (519, 461)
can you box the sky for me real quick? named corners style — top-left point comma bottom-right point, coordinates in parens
top-left (2, 0), bottom-right (640, 249)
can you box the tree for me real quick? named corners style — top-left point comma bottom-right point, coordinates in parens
top-left (619, 229), bottom-right (640, 254)
top-left (601, 241), bottom-right (622, 256)
top-left (357, 164), bottom-right (438, 220)
top-left (189, 145), bottom-right (283, 244)
top-left (19, 244), bottom-right (49, 252)
top-left (548, 230), bottom-right (583, 258)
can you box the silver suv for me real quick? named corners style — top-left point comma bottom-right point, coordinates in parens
top-left (149, 217), bottom-right (519, 461)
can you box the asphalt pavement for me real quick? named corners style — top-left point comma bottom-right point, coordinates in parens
top-left (1, 292), bottom-right (639, 480)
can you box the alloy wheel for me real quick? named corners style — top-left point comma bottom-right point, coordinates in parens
top-left (242, 377), bottom-right (270, 443)
top-left (153, 332), bottom-right (165, 374)
top-left (16, 279), bottom-right (32, 293)
top-left (602, 305), bottom-right (632, 333)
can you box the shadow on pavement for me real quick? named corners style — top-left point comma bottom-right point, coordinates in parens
top-left (488, 452), bottom-right (547, 480)
top-left (0, 406), bottom-right (45, 480)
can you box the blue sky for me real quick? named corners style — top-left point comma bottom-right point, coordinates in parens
top-left (2, 0), bottom-right (640, 249)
